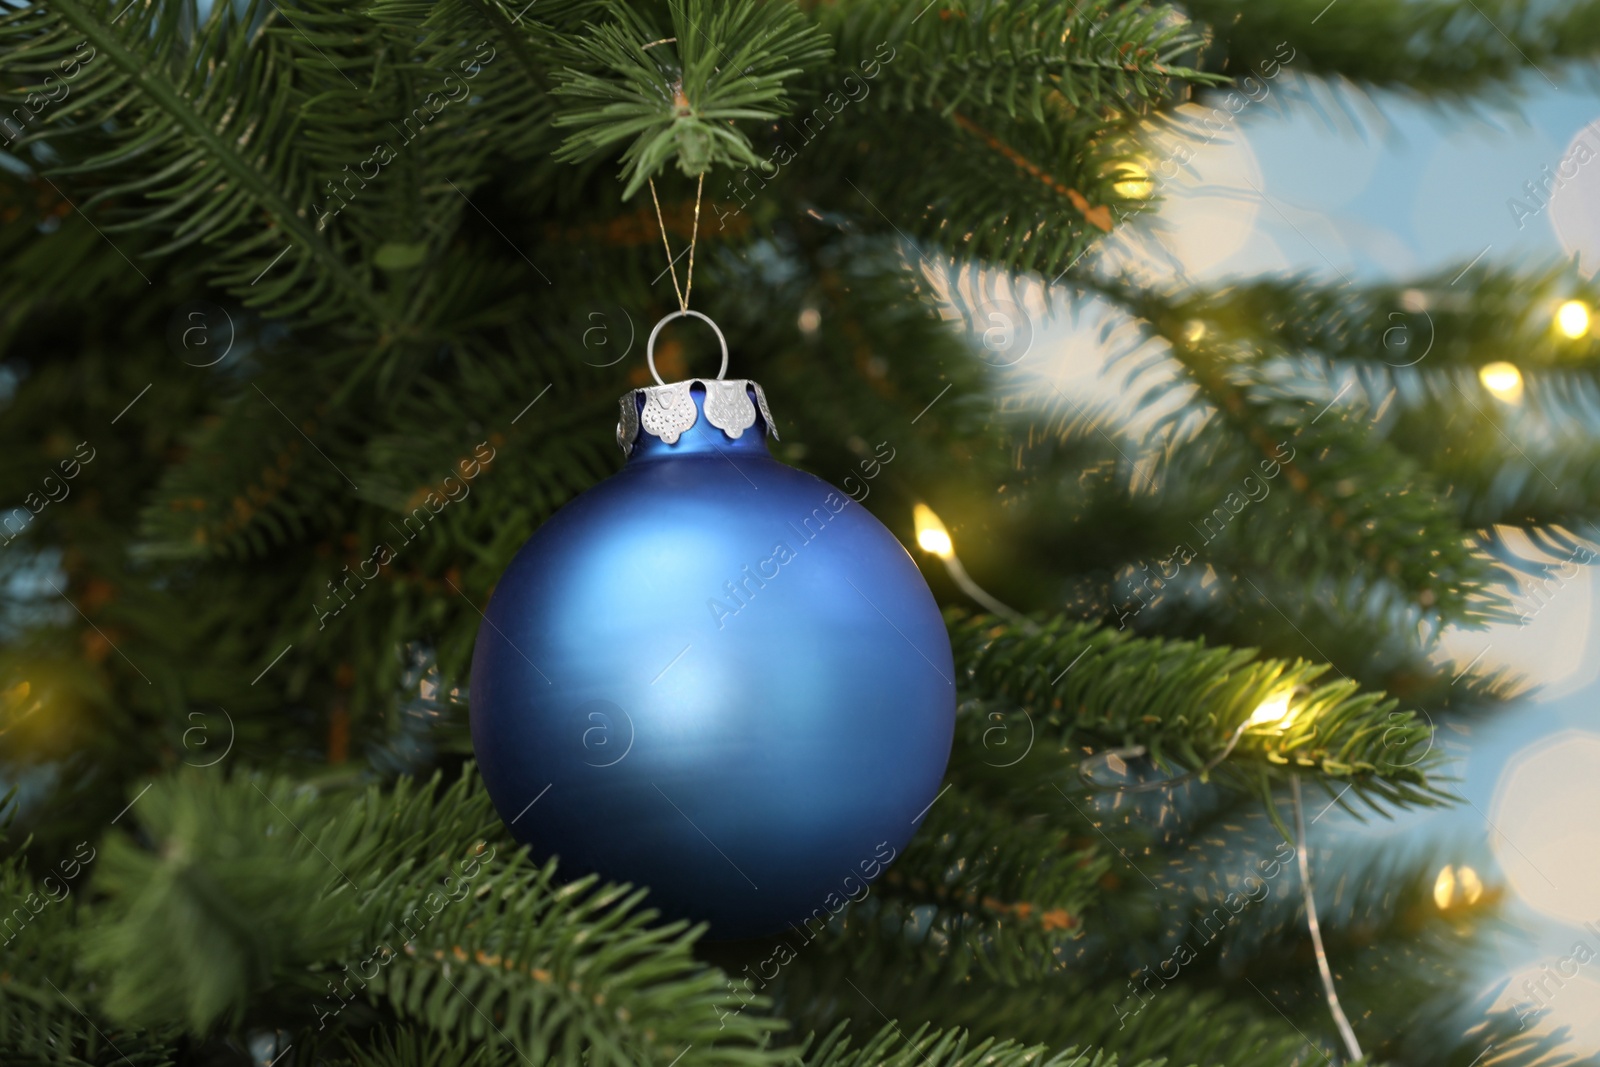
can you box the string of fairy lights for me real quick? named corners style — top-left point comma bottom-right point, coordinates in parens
top-left (1481, 298), bottom-right (1591, 403)
top-left (911, 504), bottom-right (1363, 1054)
top-left (907, 281), bottom-right (1586, 1043)
top-left (904, 286), bottom-right (1585, 1052)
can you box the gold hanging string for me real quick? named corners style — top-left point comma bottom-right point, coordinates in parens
top-left (647, 172), bottom-right (704, 315)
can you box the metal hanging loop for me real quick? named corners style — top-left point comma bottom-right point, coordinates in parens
top-left (646, 309), bottom-right (729, 385)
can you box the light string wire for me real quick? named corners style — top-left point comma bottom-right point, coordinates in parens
top-left (1076, 718), bottom-right (1251, 794)
top-left (943, 554), bottom-right (1036, 631)
top-left (1074, 684), bottom-right (1315, 794)
top-left (1075, 712), bottom-right (1365, 1060)
top-left (647, 172), bottom-right (704, 314)
top-left (1292, 774), bottom-right (1365, 1062)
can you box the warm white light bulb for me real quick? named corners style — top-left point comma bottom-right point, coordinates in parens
top-left (1433, 865), bottom-right (1457, 910)
top-left (1457, 865), bottom-right (1483, 905)
top-left (1113, 162), bottom-right (1154, 200)
top-left (912, 503), bottom-right (954, 560)
top-left (1248, 691), bottom-right (1294, 727)
top-left (1557, 299), bottom-right (1591, 340)
top-left (1479, 362), bottom-right (1523, 403)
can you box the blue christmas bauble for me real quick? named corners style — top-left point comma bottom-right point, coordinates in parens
top-left (470, 376), bottom-right (954, 939)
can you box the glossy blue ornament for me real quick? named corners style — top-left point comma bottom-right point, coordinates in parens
top-left (470, 374), bottom-right (954, 939)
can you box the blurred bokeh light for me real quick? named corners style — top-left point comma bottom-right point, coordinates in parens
top-left (1490, 731), bottom-right (1600, 928)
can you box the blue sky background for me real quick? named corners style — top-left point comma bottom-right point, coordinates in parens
top-left (1252, 77), bottom-right (1595, 275)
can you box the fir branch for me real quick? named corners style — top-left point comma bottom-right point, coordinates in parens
top-left (1148, 263), bottom-right (1600, 373)
top-left (6, 0), bottom-right (389, 326)
top-left (948, 613), bottom-right (1446, 813)
top-left (360, 0), bottom-right (567, 164)
top-left (797, 1021), bottom-right (1151, 1067)
top-left (812, 106), bottom-right (1134, 276)
top-left (1092, 283), bottom-right (1503, 626)
top-left (816, 0), bottom-right (1224, 120)
top-left (81, 772), bottom-right (374, 1032)
top-left (74, 769), bottom-right (788, 1065)
top-left (1371, 373), bottom-right (1600, 531)
top-left (337, 1027), bottom-right (522, 1066)
top-left (550, 0), bottom-right (833, 196)
top-left (135, 368), bottom-right (366, 561)
top-left (863, 784), bottom-right (1109, 984)
top-left (774, 964), bottom-right (1312, 1067)
top-left (1189, 0), bottom-right (1600, 100)
top-left (339, 774), bottom-right (787, 1066)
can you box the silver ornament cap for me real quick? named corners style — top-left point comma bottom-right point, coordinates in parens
top-left (617, 379), bottom-right (779, 453)
top-left (615, 309), bottom-right (779, 453)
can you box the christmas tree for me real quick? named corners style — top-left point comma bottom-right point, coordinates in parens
top-left (0, 0), bottom-right (1593, 1063)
